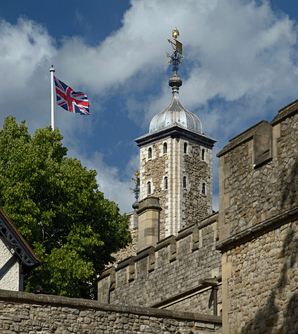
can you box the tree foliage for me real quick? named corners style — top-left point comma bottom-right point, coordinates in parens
top-left (0, 116), bottom-right (131, 298)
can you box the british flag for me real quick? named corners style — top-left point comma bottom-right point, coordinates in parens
top-left (54, 77), bottom-right (90, 115)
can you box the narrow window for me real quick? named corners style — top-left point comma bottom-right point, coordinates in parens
top-left (183, 176), bottom-right (187, 188)
top-left (202, 182), bottom-right (206, 195)
top-left (202, 149), bottom-right (205, 161)
top-left (184, 142), bottom-right (188, 154)
top-left (163, 142), bottom-right (167, 154)
top-left (148, 147), bottom-right (152, 159)
top-left (147, 181), bottom-right (151, 195)
top-left (164, 176), bottom-right (168, 190)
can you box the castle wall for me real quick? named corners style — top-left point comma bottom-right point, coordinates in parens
top-left (99, 214), bottom-right (222, 315)
top-left (217, 102), bottom-right (298, 333)
top-left (222, 220), bottom-right (297, 334)
top-left (0, 289), bottom-right (222, 333)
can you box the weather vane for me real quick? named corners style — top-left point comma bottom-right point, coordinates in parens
top-left (130, 169), bottom-right (140, 210)
top-left (166, 27), bottom-right (185, 72)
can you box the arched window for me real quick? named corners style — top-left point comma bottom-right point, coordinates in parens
top-left (202, 149), bottom-right (205, 161)
top-left (148, 147), bottom-right (152, 159)
top-left (164, 176), bottom-right (168, 190)
top-left (184, 142), bottom-right (188, 154)
top-left (147, 181), bottom-right (151, 195)
top-left (183, 176), bottom-right (187, 188)
top-left (202, 182), bottom-right (206, 195)
top-left (163, 142), bottom-right (167, 154)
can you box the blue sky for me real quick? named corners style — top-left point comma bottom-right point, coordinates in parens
top-left (1, 0), bottom-right (298, 214)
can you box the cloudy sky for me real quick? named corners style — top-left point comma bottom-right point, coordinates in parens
top-left (1, 0), bottom-right (298, 213)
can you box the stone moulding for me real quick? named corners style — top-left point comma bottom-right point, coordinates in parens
top-left (216, 206), bottom-right (298, 252)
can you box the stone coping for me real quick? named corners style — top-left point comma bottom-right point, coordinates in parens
top-left (156, 235), bottom-right (176, 251)
top-left (200, 212), bottom-right (218, 228)
top-left (115, 255), bottom-right (136, 271)
top-left (217, 120), bottom-right (265, 158)
top-left (216, 206), bottom-right (298, 252)
top-left (271, 98), bottom-right (298, 126)
top-left (0, 289), bottom-right (222, 324)
top-left (135, 245), bottom-right (155, 261)
top-left (151, 278), bottom-right (221, 309)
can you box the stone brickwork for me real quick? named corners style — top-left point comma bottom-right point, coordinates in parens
top-left (139, 139), bottom-right (168, 239)
top-left (99, 213), bottom-right (221, 316)
top-left (162, 285), bottom-right (222, 316)
top-left (183, 142), bottom-right (213, 225)
top-left (140, 137), bottom-right (213, 239)
top-left (217, 103), bottom-right (298, 241)
top-left (223, 220), bottom-right (297, 334)
top-left (216, 101), bottom-right (298, 333)
top-left (111, 227), bottom-right (138, 264)
top-left (0, 289), bottom-right (222, 333)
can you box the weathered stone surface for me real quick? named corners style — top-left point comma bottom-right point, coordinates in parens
top-left (0, 290), bottom-right (221, 334)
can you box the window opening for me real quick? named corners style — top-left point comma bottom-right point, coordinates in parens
top-left (164, 176), bottom-right (168, 190)
top-left (202, 149), bottom-right (205, 161)
top-left (147, 181), bottom-right (151, 195)
top-left (163, 142), bottom-right (167, 154)
top-left (183, 176), bottom-right (187, 188)
top-left (184, 142), bottom-right (188, 154)
top-left (148, 147), bottom-right (152, 159)
top-left (202, 182), bottom-right (206, 195)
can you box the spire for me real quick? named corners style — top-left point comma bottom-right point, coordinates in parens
top-left (148, 28), bottom-right (202, 134)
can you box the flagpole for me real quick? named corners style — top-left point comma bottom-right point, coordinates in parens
top-left (50, 65), bottom-right (55, 130)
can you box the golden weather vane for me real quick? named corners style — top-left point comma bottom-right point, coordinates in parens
top-left (166, 27), bottom-right (185, 70)
top-left (132, 169), bottom-right (140, 186)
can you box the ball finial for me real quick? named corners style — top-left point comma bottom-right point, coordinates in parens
top-left (172, 27), bottom-right (179, 39)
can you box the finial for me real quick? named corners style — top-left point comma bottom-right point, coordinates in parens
top-left (130, 169), bottom-right (140, 210)
top-left (166, 27), bottom-right (185, 73)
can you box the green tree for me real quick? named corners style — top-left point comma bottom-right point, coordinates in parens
top-left (0, 116), bottom-right (131, 298)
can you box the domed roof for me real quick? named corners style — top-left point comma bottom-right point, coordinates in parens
top-left (149, 73), bottom-right (202, 134)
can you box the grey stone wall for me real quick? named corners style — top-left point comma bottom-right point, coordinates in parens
top-left (183, 142), bottom-right (213, 226)
top-left (99, 214), bottom-right (221, 316)
top-left (217, 106), bottom-right (298, 241)
top-left (112, 227), bottom-right (138, 264)
top-left (0, 289), bottom-right (222, 333)
top-left (140, 141), bottom-right (168, 239)
top-left (163, 285), bottom-right (222, 316)
top-left (225, 220), bottom-right (297, 334)
top-left (217, 102), bottom-right (298, 334)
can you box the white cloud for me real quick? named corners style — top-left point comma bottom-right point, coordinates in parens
top-left (1, 0), bottom-right (298, 213)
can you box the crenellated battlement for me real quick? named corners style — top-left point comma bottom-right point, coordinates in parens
top-left (98, 211), bottom-right (222, 315)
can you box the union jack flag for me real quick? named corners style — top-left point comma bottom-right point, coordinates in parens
top-left (54, 77), bottom-right (90, 115)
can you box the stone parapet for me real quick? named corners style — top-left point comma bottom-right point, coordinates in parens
top-left (98, 213), bottom-right (221, 315)
top-left (0, 289), bottom-right (222, 333)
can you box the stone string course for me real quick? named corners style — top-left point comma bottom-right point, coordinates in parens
top-left (0, 290), bottom-right (221, 334)
top-left (99, 216), bottom-right (221, 315)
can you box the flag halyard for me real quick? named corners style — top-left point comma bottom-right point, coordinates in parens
top-left (54, 77), bottom-right (90, 115)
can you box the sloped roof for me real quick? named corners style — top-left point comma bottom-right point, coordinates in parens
top-left (0, 206), bottom-right (41, 270)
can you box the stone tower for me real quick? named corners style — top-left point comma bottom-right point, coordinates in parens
top-left (135, 72), bottom-right (216, 240)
